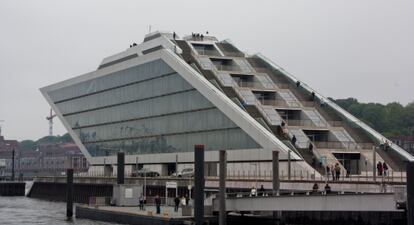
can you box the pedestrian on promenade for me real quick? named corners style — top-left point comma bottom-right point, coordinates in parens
top-left (312, 183), bottom-right (319, 194)
top-left (377, 161), bottom-right (383, 176)
top-left (383, 162), bottom-right (388, 176)
top-left (334, 163), bottom-right (341, 180)
top-left (324, 183), bottom-right (331, 194)
top-left (250, 186), bottom-right (257, 197)
top-left (185, 194), bottom-right (189, 206)
top-left (174, 196), bottom-right (180, 212)
top-left (138, 194), bottom-right (144, 211)
top-left (155, 195), bottom-right (161, 214)
top-left (331, 165), bottom-right (335, 180)
top-left (259, 185), bottom-right (265, 196)
top-left (181, 195), bottom-right (186, 206)
top-left (325, 165), bottom-right (331, 180)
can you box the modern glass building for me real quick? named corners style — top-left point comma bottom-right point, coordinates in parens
top-left (41, 31), bottom-right (413, 176)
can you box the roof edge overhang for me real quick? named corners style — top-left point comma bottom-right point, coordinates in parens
top-left (253, 53), bottom-right (414, 162)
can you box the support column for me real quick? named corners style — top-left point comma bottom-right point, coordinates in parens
top-left (273, 151), bottom-right (280, 192)
top-left (219, 150), bottom-right (227, 225)
top-left (407, 161), bottom-right (414, 225)
top-left (117, 152), bottom-right (125, 185)
top-left (194, 145), bottom-right (205, 225)
top-left (11, 149), bottom-right (15, 181)
top-left (372, 146), bottom-right (376, 182)
top-left (273, 151), bottom-right (281, 225)
top-left (66, 168), bottom-right (74, 219)
top-left (287, 150), bottom-right (291, 180)
top-left (175, 154), bottom-right (178, 174)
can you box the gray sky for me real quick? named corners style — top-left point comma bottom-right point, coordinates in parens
top-left (0, 0), bottom-right (413, 141)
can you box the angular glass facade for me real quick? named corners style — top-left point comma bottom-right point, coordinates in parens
top-left (48, 59), bottom-right (260, 157)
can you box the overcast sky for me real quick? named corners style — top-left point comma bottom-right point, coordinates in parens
top-left (0, 0), bottom-right (413, 141)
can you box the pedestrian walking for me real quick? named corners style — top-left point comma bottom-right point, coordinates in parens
top-left (324, 183), bottom-right (331, 194)
top-left (383, 162), bottom-right (388, 176)
top-left (250, 186), bottom-right (257, 197)
top-left (291, 135), bottom-right (297, 146)
top-left (155, 195), bottom-right (161, 214)
top-left (377, 161), bottom-right (383, 176)
top-left (308, 142), bottom-right (313, 153)
top-left (259, 185), bottom-right (265, 196)
top-left (185, 194), bottom-right (189, 206)
top-left (326, 165), bottom-right (331, 180)
top-left (331, 165), bottom-right (335, 180)
top-left (138, 194), bottom-right (144, 211)
top-left (312, 183), bottom-right (319, 194)
top-left (174, 196), bottom-right (180, 212)
top-left (334, 163), bottom-right (341, 180)
top-left (181, 195), bottom-right (186, 206)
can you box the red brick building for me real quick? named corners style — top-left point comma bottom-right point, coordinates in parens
top-left (0, 135), bottom-right (88, 178)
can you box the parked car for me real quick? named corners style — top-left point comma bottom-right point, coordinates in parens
top-left (172, 168), bottom-right (194, 178)
top-left (131, 168), bottom-right (160, 177)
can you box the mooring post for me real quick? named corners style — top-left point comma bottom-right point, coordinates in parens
top-left (194, 145), bottom-right (205, 225)
top-left (407, 161), bottom-right (414, 225)
top-left (219, 150), bottom-right (227, 225)
top-left (66, 168), bottom-right (74, 219)
top-left (117, 152), bottom-right (125, 185)
top-left (11, 149), bottom-right (15, 181)
top-left (273, 151), bottom-right (280, 192)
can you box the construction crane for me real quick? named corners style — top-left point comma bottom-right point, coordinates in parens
top-left (46, 109), bottom-right (56, 136)
top-left (0, 120), bottom-right (4, 136)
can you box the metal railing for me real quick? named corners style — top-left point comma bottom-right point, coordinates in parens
top-left (214, 64), bottom-right (241, 72)
top-left (285, 119), bottom-right (327, 128)
top-left (218, 169), bottom-right (407, 184)
top-left (220, 50), bottom-right (245, 57)
top-left (313, 141), bottom-right (374, 150)
top-left (235, 80), bottom-right (264, 89)
top-left (195, 49), bottom-right (221, 57)
top-left (258, 99), bottom-right (315, 108)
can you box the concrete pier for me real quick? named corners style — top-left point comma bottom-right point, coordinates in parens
top-left (0, 182), bottom-right (25, 196)
top-left (76, 205), bottom-right (216, 225)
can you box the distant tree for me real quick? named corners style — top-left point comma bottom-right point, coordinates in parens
top-left (18, 140), bottom-right (37, 151)
top-left (60, 133), bottom-right (74, 143)
top-left (333, 98), bottom-right (414, 138)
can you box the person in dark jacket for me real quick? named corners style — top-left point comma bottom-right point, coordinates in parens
top-left (312, 183), bottom-right (319, 194)
top-left (383, 162), bottom-right (388, 176)
top-left (324, 183), bottom-right (331, 194)
top-left (155, 195), bottom-right (161, 214)
top-left (174, 196), bottom-right (180, 212)
top-left (291, 135), bottom-right (297, 146)
top-left (377, 161), bottom-right (383, 176)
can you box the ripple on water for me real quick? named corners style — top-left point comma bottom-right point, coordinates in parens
top-left (0, 197), bottom-right (122, 225)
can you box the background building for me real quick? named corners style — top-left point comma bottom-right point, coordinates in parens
top-left (0, 135), bottom-right (88, 178)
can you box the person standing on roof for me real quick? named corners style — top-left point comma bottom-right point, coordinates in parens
top-left (291, 135), bottom-right (297, 146)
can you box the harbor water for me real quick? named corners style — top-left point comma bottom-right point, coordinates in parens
top-left (0, 197), bottom-right (120, 225)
